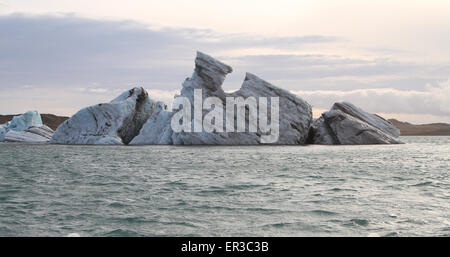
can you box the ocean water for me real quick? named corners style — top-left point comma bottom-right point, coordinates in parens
top-left (0, 136), bottom-right (449, 237)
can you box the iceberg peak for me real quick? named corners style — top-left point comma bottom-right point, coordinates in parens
top-left (7, 110), bottom-right (43, 131)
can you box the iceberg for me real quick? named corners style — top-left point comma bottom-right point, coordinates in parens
top-left (7, 110), bottom-right (43, 131)
top-left (129, 101), bottom-right (173, 144)
top-left (308, 102), bottom-right (402, 145)
top-left (0, 111), bottom-right (54, 143)
top-left (47, 52), bottom-right (402, 146)
top-left (4, 125), bottom-right (53, 142)
top-left (0, 124), bottom-right (7, 141)
top-left (130, 51), bottom-right (313, 145)
top-left (53, 52), bottom-right (312, 145)
top-left (50, 87), bottom-right (155, 144)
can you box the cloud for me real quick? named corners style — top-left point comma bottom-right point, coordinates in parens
top-left (225, 54), bottom-right (450, 91)
top-left (0, 13), bottom-right (449, 123)
top-left (0, 86), bottom-right (179, 118)
top-left (201, 34), bottom-right (340, 50)
top-left (1, 13), bottom-right (448, 92)
top-left (0, 13), bottom-right (341, 91)
top-left (293, 79), bottom-right (450, 121)
top-left (147, 89), bottom-right (178, 109)
top-left (0, 13), bottom-right (194, 90)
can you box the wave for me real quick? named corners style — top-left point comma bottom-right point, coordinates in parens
top-left (411, 181), bottom-right (433, 187)
top-left (102, 228), bottom-right (145, 237)
top-left (309, 210), bottom-right (339, 216)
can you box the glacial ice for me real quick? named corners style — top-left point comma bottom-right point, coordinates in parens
top-left (129, 102), bottom-right (173, 144)
top-left (4, 110), bottom-right (43, 131)
top-left (309, 102), bottom-right (402, 145)
top-left (47, 52), bottom-right (402, 146)
top-left (0, 124), bottom-right (7, 141)
top-left (50, 87), bottom-right (156, 145)
top-left (131, 51), bottom-right (313, 145)
top-left (4, 125), bottom-right (53, 142)
top-left (0, 111), bottom-right (54, 143)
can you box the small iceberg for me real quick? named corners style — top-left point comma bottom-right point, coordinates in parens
top-left (0, 111), bottom-right (54, 143)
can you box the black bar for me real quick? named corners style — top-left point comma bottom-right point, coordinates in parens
top-left (0, 237), bottom-right (447, 256)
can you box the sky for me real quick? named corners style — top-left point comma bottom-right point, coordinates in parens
top-left (0, 0), bottom-right (449, 124)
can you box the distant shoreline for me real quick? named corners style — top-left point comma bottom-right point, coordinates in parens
top-left (388, 119), bottom-right (450, 136)
top-left (1, 113), bottom-right (449, 136)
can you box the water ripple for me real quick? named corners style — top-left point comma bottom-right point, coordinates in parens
top-left (0, 136), bottom-right (448, 236)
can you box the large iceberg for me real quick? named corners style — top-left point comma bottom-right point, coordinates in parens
top-left (308, 102), bottom-right (402, 145)
top-left (0, 110), bottom-right (54, 143)
top-left (130, 51), bottom-right (313, 145)
top-left (50, 87), bottom-right (155, 144)
top-left (51, 52), bottom-right (312, 145)
top-left (47, 52), bottom-right (403, 146)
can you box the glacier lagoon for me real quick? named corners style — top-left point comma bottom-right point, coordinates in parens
top-left (0, 136), bottom-right (448, 236)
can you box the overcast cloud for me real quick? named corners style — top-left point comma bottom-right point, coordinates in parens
top-left (0, 13), bottom-right (449, 123)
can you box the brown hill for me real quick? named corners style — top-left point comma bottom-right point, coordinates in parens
top-left (0, 113), bottom-right (69, 130)
top-left (40, 114), bottom-right (70, 130)
top-left (389, 119), bottom-right (450, 136)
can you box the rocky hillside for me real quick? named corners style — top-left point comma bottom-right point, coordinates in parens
top-left (388, 119), bottom-right (450, 136)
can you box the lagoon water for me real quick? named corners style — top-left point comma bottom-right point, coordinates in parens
top-left (0, 136), bottom-right (449, 237)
